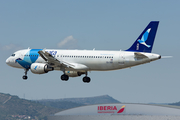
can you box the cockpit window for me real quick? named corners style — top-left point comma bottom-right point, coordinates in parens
top-left (11, 54), bottom-right (15, 57)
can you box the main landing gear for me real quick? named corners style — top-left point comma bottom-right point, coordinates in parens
top-left (82, 76), bottom-right (91, 83)
top-left (82, 71), bottom-right (91, 83)
top-left (22, 68), bottom-right (29, 80)
top-left (61, 74), bottom-right (69, 81)
top-left (60, 72), bottom-right (91, 83)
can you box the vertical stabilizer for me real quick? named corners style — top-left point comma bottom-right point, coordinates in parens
top-left (126, 21), bottom-right (159, 53)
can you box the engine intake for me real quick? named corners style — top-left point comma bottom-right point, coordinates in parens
top-left (30, 63), bottom-right (54, 74)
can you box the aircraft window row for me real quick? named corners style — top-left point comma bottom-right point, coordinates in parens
top-left (23, 54), bottom-right (113, 59)
top-left (58, 55), bottom-right (113, 59)
top-left (24, 55), bottom-right (39, 57)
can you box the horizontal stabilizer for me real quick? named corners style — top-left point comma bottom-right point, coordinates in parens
top-left (134, 52), bottom-right (148, 60)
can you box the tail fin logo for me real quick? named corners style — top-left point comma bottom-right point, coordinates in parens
top-left (126, 21), bottom-right (159, 53)
top-left (117, 105), bottom-right (125, 113)
top-left (137, 28), bottom-right (151, 48)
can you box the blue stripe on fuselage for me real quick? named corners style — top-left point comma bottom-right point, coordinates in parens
top-left (17, 49), bottom-right (42, 69)
top-left (29, 49), bottom-right (42, 63)
top-left (17, 60), bottom-right (31, 69)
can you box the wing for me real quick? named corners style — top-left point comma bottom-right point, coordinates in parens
top-left (38, 50), bottom-right (60, 66)
top-left (38, 49), bottom-right (89, 70)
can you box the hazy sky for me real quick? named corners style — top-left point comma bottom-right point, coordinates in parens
top-left (1, 0), bottom-right (179, 103)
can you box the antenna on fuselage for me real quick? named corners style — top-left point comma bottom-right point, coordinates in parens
top-left (28, 47), bottom-right (30, 49)
top-left (93, 48), bottom-right (95, 51)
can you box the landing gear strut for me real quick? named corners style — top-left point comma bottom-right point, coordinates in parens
top-left (22, 69), bottom-right (29, 80)
top-left (61, 74), bottom-right (69, 81)
top-left (82, 72), bottom-right (91, 83)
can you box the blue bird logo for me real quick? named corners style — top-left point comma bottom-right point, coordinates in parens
top-left (138, 28), bottom-right (151, 48)
top-left (34, 65), bottom-right (38, 70)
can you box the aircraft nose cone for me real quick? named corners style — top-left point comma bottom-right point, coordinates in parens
top-left (6, 58), bottom-right (9, 64)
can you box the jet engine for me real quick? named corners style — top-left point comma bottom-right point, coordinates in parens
top-left (30, 63), bottom-right (54, 74)
top-left (65, 71), bottom-right (85, 77)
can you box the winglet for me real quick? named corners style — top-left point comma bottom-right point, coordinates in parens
top-left (126, 21), bottom-right (159, 53)
top-left (38, 50), bottom-right (48, 61)
top-left (42, 48), bottom-right (46, 53)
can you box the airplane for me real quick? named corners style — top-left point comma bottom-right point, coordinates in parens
top-left (6, 21), bottom-right (161, 83)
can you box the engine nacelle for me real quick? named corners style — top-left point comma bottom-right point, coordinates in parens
top-left (65, 71), bottom-right (85, 77)
top-left (30, 63), bottom-right (54, 74)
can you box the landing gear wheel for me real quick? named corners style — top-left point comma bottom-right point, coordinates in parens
top-left (23, 75), bottom-right (28, 80)
top-left (83, 76), bottom-right (91, 83)
top-left (61, 74), bottom-right (69, 81)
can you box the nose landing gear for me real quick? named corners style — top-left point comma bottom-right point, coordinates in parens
top-left (23, 75), bottom-right (28, 80)
top-left (22, 69), bottom-right (29, 80)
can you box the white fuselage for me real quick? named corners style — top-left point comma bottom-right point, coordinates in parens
top-left (5, 21), bottom-right (161, 82)
top-left (6, 49), bottom-right (161, 72)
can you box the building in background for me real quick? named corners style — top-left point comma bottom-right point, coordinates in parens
top-left (48, 103), bottom-right (180, 120)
